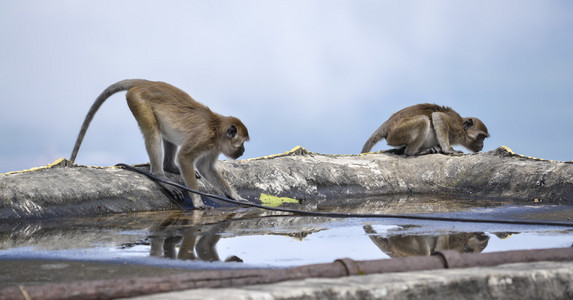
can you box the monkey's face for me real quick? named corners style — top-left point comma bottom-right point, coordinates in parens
top-left (221, 122), bottom-right (249, 160)
top-left (463, 233), bottom-right (489, 253)
top-left (463, 117), bottom-right (489, 152)
top-left (468, 134), bottom-right (488, 152)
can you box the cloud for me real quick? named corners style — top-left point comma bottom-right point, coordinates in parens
top-left (1, 1), bottom-right (572, 173)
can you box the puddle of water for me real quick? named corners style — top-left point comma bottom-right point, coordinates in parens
top-left (1, 199), bottom-right (572, 269)
top-left (216, 225), bottom-right (572, 267)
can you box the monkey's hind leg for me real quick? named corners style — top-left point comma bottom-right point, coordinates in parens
top-left (127, 96), bottom-right (185, 202)
top-left (386, 115), bottom-right (432, 156)
top-left (163, 139), bottom-right (180, 174)
top-left (163, 139), bottom-right (202, 179)
top-left (387, 146), bottom-right (406, 155)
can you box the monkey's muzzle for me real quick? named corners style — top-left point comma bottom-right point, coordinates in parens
top-left (230, 146), bottom-right (245, 159)
top-left (472, 143), bottom-right (484, 152)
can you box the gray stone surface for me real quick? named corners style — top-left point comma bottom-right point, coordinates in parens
top-left (0, 161), bottom-right (180, 220)
top-left (1, 146), bottom-right (572, 220)
top-left (131, 261), bottom-right (573, 300)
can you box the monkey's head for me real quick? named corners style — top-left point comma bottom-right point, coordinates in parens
top-left (462, 117), bottom-right (489, 152)
top-left (220, 117), bottom-right (249, 160)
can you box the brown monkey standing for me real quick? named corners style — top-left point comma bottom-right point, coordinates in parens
top-left (361, 103), bottom-right (489, 156)
top-left (70, 79), bottom-right (249, 209)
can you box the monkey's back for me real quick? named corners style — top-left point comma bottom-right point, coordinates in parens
top-left (127, 81), bottom-right (219, 136)
top-left (134, 81), bottom-right (210, 111)
top-left (382, 103), bottom-right (461, 132)
top-left (388, 103), bottom-right (455, 120)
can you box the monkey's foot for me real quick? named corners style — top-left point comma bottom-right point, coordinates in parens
top-left (158, 182), bottom-right (185, 203)
top-left (192, 203), bottom-right (211, 210)
top-left (418, 146), bottom-right (443, 155)
top-left (226, 193), bottom-right (249, 203)
top-left (388, 146), bottom-right (406, 155)
top-left (163, 165), bottom-right (181, 175)
top-left (161, 165), bottom-right (202, 180)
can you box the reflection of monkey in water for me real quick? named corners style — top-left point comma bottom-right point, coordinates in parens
top-left (361, 103), bottom-right (489, 155)
top-left (150, 232), bottom-right (242, 262)
top-left (364, 225), bottom-right (489, 257)
top-left (69, 79), bottom-right (249, 209)
top-left (150, 211), bottom-right (242, 262)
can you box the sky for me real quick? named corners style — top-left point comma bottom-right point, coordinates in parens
top-left (1, 1), bottom-right (572, 173)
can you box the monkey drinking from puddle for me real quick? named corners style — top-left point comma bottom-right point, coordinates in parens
top-left (361, 103), bottom-right (489, 156)
top-left (70, 79), bottom-right (249, 209)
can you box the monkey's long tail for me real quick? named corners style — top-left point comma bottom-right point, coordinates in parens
top-left (69, 79), bottom-right (148, 162)
top-left (361, 123), bottom-right (388, 153)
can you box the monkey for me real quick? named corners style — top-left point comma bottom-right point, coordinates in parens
top-left (361, 103), bottom-right (489, 156)
top-left (70, 79), bottom-right (249, 209)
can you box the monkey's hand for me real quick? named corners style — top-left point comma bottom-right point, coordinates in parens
top-left (226, 192), bottom-right (249, 203)
top-left (193, 203), bottom-right (209, 210)
top-left (190, 194), bottom-right (209, 210)
top-left (441, 148), bottom-right (464, 155)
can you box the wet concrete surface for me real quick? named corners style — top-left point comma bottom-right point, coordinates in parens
top-left (0, 259), bottom-right (195, 290)
top-left (1, 195), bottom-right (573, 293)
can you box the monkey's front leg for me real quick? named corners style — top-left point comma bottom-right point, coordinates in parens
top-left (185, 175), bottom-right (209, 210)
top-left (431, 112), bottom-right (462, 154)
top-left (177, 156), bottom-right (208, 210)
top-left (210, 170), bottom-right (247, 202)
top-left (196, 153), bottom-right (247, 203)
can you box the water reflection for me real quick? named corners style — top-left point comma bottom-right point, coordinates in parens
top-left (364, 225), bottom-right (489, 257)
top-left (147, 220), bottom-right (493, 263)
top-left (0, 200), bottom-right (572, 267)
top-left (149, 211), bottom-right (243, 262)
top-left (118, 209), bottom-right (551, 264)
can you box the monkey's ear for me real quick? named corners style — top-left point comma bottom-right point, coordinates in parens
top-left (463, 118), bottom-right (474, 131)
top-left (226, 125), bottom-right (237, 139)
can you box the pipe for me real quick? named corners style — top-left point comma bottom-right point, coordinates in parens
top-left (2, 247), bottom-right (573, 300)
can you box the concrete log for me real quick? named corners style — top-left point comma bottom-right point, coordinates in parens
top-left (0, 146), bottom-right (571, 220)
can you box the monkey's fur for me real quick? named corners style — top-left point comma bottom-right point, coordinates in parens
top-left (70, 79), bottom-right (249, 209)
top-left (361, 103), bottom-right (489, 156)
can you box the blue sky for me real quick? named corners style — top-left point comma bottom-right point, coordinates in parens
top-left (1, 1), bottom-right (572, 173)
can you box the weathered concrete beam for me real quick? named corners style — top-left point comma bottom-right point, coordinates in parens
top-left (131, 261), bottom-right (573, 300)
top-left (1, 146), bottom-right (571, 220)
top-left (232, 146), bottom-right (573, 202)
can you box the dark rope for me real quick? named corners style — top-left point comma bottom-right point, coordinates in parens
top-left (115, 163), bottom-right (573, 228)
